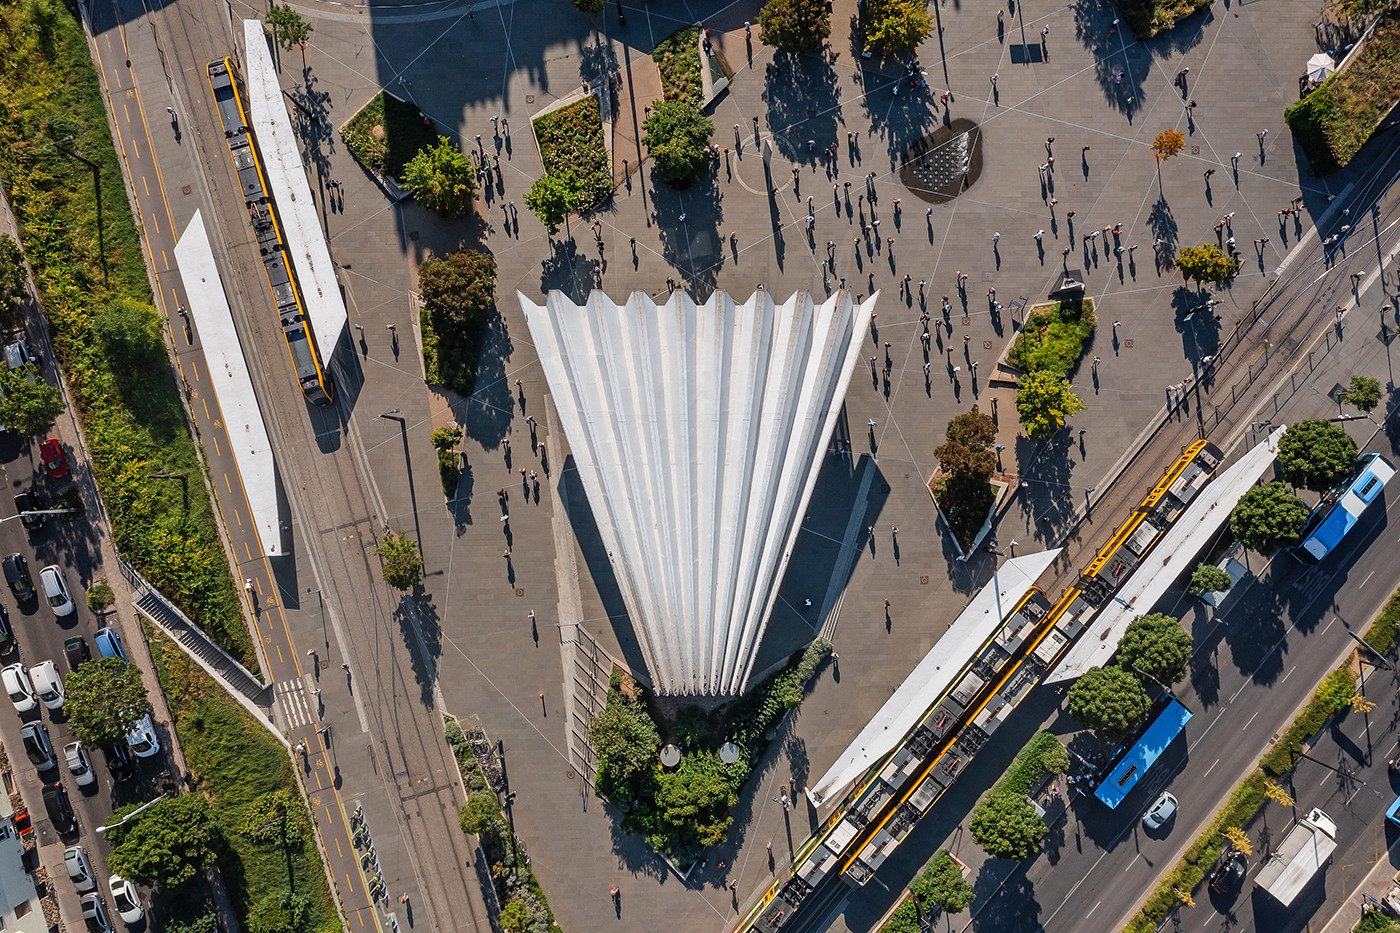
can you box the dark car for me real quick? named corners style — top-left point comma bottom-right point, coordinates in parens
top-left (42, 782), bottom-right (77, 834)
top-left (1210, 851), bottom-right (1247, 894)
top-left (101, 743), bottom-right (135, 782)
top-left (0, 603), bottom-right (13, 655)
top-left (63, 636), bottom-right (90, 672)
top-left (3, 553), bottom-right (32, 602)
top-left (14, 490), bottom-right (44, 531)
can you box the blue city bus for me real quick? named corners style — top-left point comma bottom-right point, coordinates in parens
top-left (1295, 453), bottom-right (1394, 562)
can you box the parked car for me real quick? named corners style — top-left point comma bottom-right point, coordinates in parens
top-left (3, 553), bottom-right (33, 602)
top-left (101, 743), bottom-right (135, 782)
top-left (13, 489), bottom-right (44, 532)
top-left (31, 659), bottom-right (64, 709)
top-left (39, 565), bottom-right (74, 617)
top-left (2, 340), bottom-right (35, 372)
top-left (108, 875), bottom-right (144, 923)
top-left (39, 438), bottom-right (69, 479)
top-left (125, 713), bottom-right (159, 759)
top-left (2, 662), bottom-right (35, 712)
top-left (1210, 851), bottom-right (1247, 894)
top-left (42, 782), bottom-right (77, 834)
top-left (1143, 791), bottom-right (1179, 830)
top-left (94, 627), bottom-right (125, 661)
top-left (65, 845), bottom-right (97, 892)
top-left (80, 893), bottom-right (112, 933)
top-left (0, 603), bottom-right (14, 655)
top-left (18, 721), bottom-right (54, 770)
top-left (64, 635), bottom-right (90, 671)
top-left (64, 742), bottom-right (96, 787)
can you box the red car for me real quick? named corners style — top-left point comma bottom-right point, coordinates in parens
top-left (39, 439), bottom-right (68, 479)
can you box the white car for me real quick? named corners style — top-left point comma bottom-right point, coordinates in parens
top-left (108, 875), bottom-right (144, 924)
top-left (1143, 791), bottom-right (1179, 829)
top-left (124, 713), bottom-right (160, 759)
top-left (64, 742), bottom-right (96, 787)
top-left (39, 565), bottom-right (74, 617)
top-left (31, 659), bottom-right (64, 710)
top-left (64, 845), bottom-right (96, 892)
top-left (80, 892), bottom-right (111, 932)
top-left (2, 662), bottom-right (36, 712)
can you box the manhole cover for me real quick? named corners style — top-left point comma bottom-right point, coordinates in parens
top-left (962, 316), bottom-right (971, 325)
top-left (983, 340), bottom-right (993, 349)
top-left (526, 95), bottom-right (535, 103)
top-left (515, 588), bottom-right (525, 596)
top-left (182, 185), bottom-right (191, 195)
top-left (1124, 339), bottom-right (1134, 349)
top-left (920, 576), bottom-right (929, 584)
top-left (1191, 146), bottom-right (1200, 155)
top-left (899, 118), bottom-right (983, 204)
top-left (566, 769), bottom-right (576, 780)
top-left (371, 125), bottom-right (385, 138)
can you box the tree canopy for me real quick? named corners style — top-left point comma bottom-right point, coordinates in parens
top-left (969, 791), bottom-right (1046, 860)
top-left (1151, 129), bottom-right (1185, 162)
top-left (0, 364), bottom-right (64, 436)
top-left (92, 297), bottom-right (165, 367)
top-left (934, 409), bottom-right (998, 478)
top-left (0, 234), bottom-right (28, 320)
top-left (1066, 665), bottom-right (1150, 740)
top-left (1175, 243), bottom-right (1240, 288)
top-left (525, 170), bottom-right (587, 235)
top-left (1117, 612), bottom-right (1192, 685)
top-left (1015, 369), bottom-right (1085, 439)
top-left (642, 100), bottom-right (715, 186)
top-left (374, 530), bottom-right (424, 589)
top-left (64, 657), bottom-right (149, 747)
top-left (571, 0), bottom-right (607, 11)
top-left (107, 794), bottom-right (221, 888)
top-left (647, 758), bottom-right (736, 851)
top-left (402, 137), bottom-right (477, 217)
top-left (758, 0), bottom-right (831, 52)
top-left (912, 851), bottom-right (975, 914)
top-left (1344, 375), bottom-right (1383, 413)
top-left (1278, 419), bottom-right (1358, 492)
top-left (239, 789), bottom-right (310, 850)
top-left (458, 793), bottom-right (503, 836)
top-left (418, 250), bottom-right (496, 331)
top-left (1229, 482), bottom-right (1310, 552)
top-left (1189, 563), bottom-right (1233, 594)
top-left (587, 689), bottom-right (661, 785)
top-left (863, 0), bottom-right (934, 57)
top-left (265, 5), bottom-right (312, 50)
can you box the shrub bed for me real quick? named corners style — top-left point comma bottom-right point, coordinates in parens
top-left (1286, 8), bottom-right (1400, 175)
top-left (341, 91), bottom-right (441, 180)
top-left (1116, 0), bottom-right (1212, 38)
top-left (1008, 299), bottom-right (1096, 377)
top-left (653, 27), bottom-right (703, 103)
top-left (593, 639), bottom-right (832, 860)
top-left (0, 0), bottom-right (253, 667)
top-left (1364, 582), bottom-right (1400, 655)
top-left (931, 472), bottom-right (996, 552)
top-left (533, 98), bottom-right (612, 215)
top-left (417, 249), bottom-right (496, 397)
top-left (146, 626), bottom-right (336, 933)
top-left (1260, 667), bottom-right (1355, 776)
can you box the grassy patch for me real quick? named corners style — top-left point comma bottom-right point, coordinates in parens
top-left (1364, 582), bottom-right (1400, 656)
top-left (1115, 0), bottom-right (1212, 38)
top-left (1008, 299), bottom-right (1096, 377)
top-left (1286, 7), bottom-right (1400, 175)
top-left (0, 0), bottom-right (253, 668)
top-left (653, 27), bottom-right (703, 103)
top-left (930, 472), bottom-right (996, 552)
top-left (532, 97), bottom-right (612, 214)
top-left (146, 626), bottom-right (336, 932)
top-left (340, 91), bottom-right (441, 180)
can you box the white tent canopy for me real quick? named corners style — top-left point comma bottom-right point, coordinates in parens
top-left (1306, 52), bottom-right (1336, 82)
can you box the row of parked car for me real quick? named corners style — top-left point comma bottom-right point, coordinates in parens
top-left (64, 845), bottom-right (145, 928)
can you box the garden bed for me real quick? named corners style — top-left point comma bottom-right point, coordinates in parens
top-left (653, 27), bottom-right (703, 103)
top-left (532, 96), bottom-right (613, 215)
top-left (1116, 0), bottom-right (1212, 38)
top-left (1285, 7), bottom-right (1400, 175)
top-left (929, 472), bottom-right (1005, 555)
top-left (1007, 298), bottom-right (1096, 377)
top-left (340, 91), bottom-right (441, 182)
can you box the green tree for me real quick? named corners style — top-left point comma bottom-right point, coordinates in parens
top-left (642, 99), bottom-right (715, 186)
top-left (0, 364), bottom-right (64, 437)
top-left (1039, 740), bottom-right (1070, 775)
top-left (240, 789), bottom-right (309, 849)
top-left (92, 297), bottom-right (165, 366)
top-left (1117, 612), bottom-right (1192, 685)
top-left (431, 425), bottom-right (464, 497)
top-left (160, 894), bottom-right (221, 933)
top-left (499, 901), bottom-right (531, 933)
top-left (265, 4), bottom-right (313, 52)
top-left (431, 425), bottom-right (463, 451)
top-left (969, 792), bottom-right (1046, 860)
top-left (934, 409), bottom-right (998, 478)
top-left (1229, 481), bottom-right (1310, 552)
top-left (1175, 243), bottom-right (1240, 289)
top-left (1015, 368), bottom-right (1085, 439)
top-left (571, 0), bottom-right (607, 12)
top-left (863, 0), bottom-right (934, 57)
top-left (374, 529), bottom-right (424, 589)
top-left (458, 794), bottom-right (502, 836)
top-left (418, 250), bottom-right (496, 331)
top-left (913, 851), bottom-right (975, 913)
top-left (247, 891), bottom-right (312, 933)
top-left (1066, 666), bottom-right (1150, 740)
top-left (758, 0), bottom-right (831, 52)
top-left (86, 578), bottom-right (115, 611)
top-left (1278, 419), bottom-right (1359, 492)
top-left (647, 758), bottom-right (736, 850)
top-left (0, 234), bottom-right (28, 319)
top-left (1343, 375), bottom-right (1383, 413)
top-left (64, 657), bottom-right (149, 747)
top-left (525, 170), bottom-right (587, 235)
top-left (107, 794), bottom-right (221, 887)
top-left (587, 691), bottom-right (661, 784)
top-left (1189, 563), bottom-right (1233, 594)
top-left (402, 137), bottom-right (478, 217)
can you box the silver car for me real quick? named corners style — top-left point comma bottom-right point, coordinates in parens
top-left (64, 845), bottom-right (96, 892)
top-left (64, 742), bottom-right (97, 787)
top-left (1142, 791), bottom-right (1179, 829)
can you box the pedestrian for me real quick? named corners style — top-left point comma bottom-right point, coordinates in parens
top-left (244, 578), bottom-right (254, 594)
top-left (296, 742), bottom-right (305, 754)
top-left (729, 881), bottom-right (738, 892)
top-left (401, 894), bottom-right (410, 904)
top-left (1035, 230), bottom-right (1044, 240)
top-left (1041, 26), bottom-right (1049, 37)
top-left (884, 599), bottom-right (891, 609)
top-left (1092, 355), bottom-right (1101, 366)
top-left (1112, 320), bottom-right (1121, 329)
top-left (306, 648), bottom-right (317, 658)
top-left (611, 885), bottom-right (619, 898)
top-left (166, 106), bottom-right (175, 116)
top-left (992, 231), bottom-right (1001, 242)
top-left (1204, 168), bottom-right (1215, 178)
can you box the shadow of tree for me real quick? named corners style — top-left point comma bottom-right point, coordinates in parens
top-left (457, 301), bottom-right (516, 453)
top-left (650, 174), bottom-right (724, 300)
top-left (762, 50), bottom-right (842, 155)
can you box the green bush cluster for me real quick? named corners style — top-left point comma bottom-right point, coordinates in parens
top-left (1286, 8), bottom-right (1400, 175)
top-left (532, 98), bottom-right (612, 216)
top-left (653, 27), bottom-right (703, 103)
top-left (966, 733), bottom-right (1064, 861)
top-left (340, 91), bottom-right (441, 179)
top-left (0, 0), bottom-right (253, 667)
top-left (1115, 0), bottom-right (1213, 38)
top-left (418, 249), bottom-right (496, 397)
top-left (1364, 582), bottom-right (1400, 655)
top-left (998, 731), bottom-right (1067, 797)
top-left (1261, 668), bottom-right (1356, 776)
top-left (1008, 300), bottom-right (1096, 377)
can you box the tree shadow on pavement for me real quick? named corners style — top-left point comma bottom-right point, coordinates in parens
top-left (398, 592), bottom-right (441, 707)
top-left (762, 51), bottom-right (842, 155)
top-left (969, 859), bottom-right (1043, 933)
top-left (650, 175), bottom-right (724, 300)
top-left (1225, 581), bottom-right (1286, 686)
top-left (458, 302), bottom-right (516, 454)
top-left (1173, 286), bottom-right (1222, 363)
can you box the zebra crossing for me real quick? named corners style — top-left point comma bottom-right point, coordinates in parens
top-left (273, 677), bottom-right (321, 731)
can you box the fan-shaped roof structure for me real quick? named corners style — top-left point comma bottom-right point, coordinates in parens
top-left (521, 289), bottom-right (875, 695)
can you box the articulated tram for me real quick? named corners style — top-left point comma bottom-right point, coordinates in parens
top-left (206, 57), bottom-right (334, 407)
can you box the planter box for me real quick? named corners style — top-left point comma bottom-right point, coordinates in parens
top-left (929, 474), bottom-right (1009, 559)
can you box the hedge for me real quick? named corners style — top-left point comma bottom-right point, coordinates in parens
top-left (1115, 0), bottom-right (1212, 38)
top-left (1008, 299), bottom-right (1096, 378)
top-left (1363, 581), bottom-right (1400, 656)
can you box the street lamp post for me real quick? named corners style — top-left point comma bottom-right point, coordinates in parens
top-left (97, 792), bottom-right (168, 835)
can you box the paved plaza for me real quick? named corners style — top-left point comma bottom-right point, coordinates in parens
top-left (267, 0), bottom-right (1397, 928)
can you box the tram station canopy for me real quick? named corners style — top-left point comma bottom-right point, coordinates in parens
top-left (521, 290), bottom-right (874, 695)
